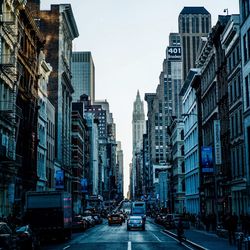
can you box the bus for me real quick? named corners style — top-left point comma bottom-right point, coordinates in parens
top-left (131, 201), bottom-right (146, 220)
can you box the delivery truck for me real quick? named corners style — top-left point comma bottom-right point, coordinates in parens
top-left (25, 191), bottom-right (72, 241)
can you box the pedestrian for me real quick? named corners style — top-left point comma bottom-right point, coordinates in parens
top-left (204, 214), bottom-right (210, 232)
top-left (211, 213), bottom-right (217, 231)
top-left (176, 218), bottom-right (185, 243)
top-left (226, 213), bottom-right (237, 245)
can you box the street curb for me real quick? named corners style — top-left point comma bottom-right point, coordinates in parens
top-left (163, 229), bottom-right (208, 250)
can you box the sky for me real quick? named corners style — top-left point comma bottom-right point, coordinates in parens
top-left (41, 0), bottom-right (239, 197)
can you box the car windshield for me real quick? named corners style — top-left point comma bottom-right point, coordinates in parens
top-left (16, 226), bottom-right (27, 232)
top-left (130, 216), bottom-right (141, 220)
top-left (132, 208), bottom-right (144, 214)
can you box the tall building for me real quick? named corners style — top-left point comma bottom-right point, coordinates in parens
top-left (180, 69), bottom-right (200, 214)
top-left (132, 90), bottom-right (146, 199)
top-left (71, 104), bottom-right (85, 214)
top-left (46, 100), bottom-right (55, 190)
top-left (178, 7), bottom-right (211, 80)
top-left (195, 15), bottom-right (231, 217)
top-left (221, 15), bottom-right (247, 216)
top-left (239, 0), bottom-right (250, 214)
top-left (71, 52), bottom-right (95, 103)
top-left (132, 90), bottom-right (146, 153)
top-left (37, 52), bottom-right (52, 191)
top-left (39, 4), bottom-right (79, 193)
top-left (0, 0), bottom-right (25, 215)
top-left (116, 141), bottom-right (124, 200)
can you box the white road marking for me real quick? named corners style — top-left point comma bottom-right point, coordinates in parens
top-left (160, 231), bottom-right (194, 250)
top-left (152, 232), bottom-right (162, 242)
top-left (63, 245), bottom-right (71, 250)
top-left (127, 241), bottom-right (132, 250)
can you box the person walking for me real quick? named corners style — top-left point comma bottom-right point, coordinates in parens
top-left (176, 218), bottom-right (185, 243)
top-left (227, 213), bottom-right (238, 245)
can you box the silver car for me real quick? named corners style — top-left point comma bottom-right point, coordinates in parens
top-left (127, 216), bottom-right (145, 231)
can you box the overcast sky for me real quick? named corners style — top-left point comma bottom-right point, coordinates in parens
top-left (41, 0), bottom-right (239, 197)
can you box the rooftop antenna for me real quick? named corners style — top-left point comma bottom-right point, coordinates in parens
top-left (223, 8), bottom-right (229, 15)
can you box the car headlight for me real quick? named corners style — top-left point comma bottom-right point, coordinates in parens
top-left (140, 220), bottom-right (143, 224)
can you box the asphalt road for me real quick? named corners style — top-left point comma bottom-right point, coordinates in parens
top-left (42, 219), bottom-right (190, 250)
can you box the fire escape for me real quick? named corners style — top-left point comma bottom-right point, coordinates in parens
top-left (0, 10), bottom-right (23, 171)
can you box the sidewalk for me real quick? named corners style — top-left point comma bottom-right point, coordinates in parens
top-left (164, 228), bottom-right (237, 250)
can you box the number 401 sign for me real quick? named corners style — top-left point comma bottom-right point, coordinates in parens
top-left (167, 46), bottom-right (181, 59)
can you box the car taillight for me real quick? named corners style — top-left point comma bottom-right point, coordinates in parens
top-left (19, 233), bottom-right (28, 238)
top-left (140, 220), bottom-right (143, 224)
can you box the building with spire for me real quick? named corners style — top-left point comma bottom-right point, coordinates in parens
top-left (131, 90), bottom-right (146, 199)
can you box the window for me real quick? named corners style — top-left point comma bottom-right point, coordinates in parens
top-left (242, 0), bottom-right (250, 21)
top-left (202, 17), bottom-right (205, 33)
top-left (186, 17), bottom-right (190, 33)
top-left (248, 28), bottom-right (250, 59)
top-left (182, 17), bottom-right (186, 33)
top-left (205, 17), bottom-right (210, 33)
top-left (243, 34), bottom-right (248, 63)
top-left (192, 17), bottom-right (195, 33)
top-left (238, 75), bottom-right (241, 97)
top-left (196, 17), bottom-right (199, 33)
top-left (246, 75), bottom-right (250, 108)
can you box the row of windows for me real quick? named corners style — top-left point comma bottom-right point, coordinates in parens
top-left (228, 44), bottom-right (241, 73)
top-left (243, 27), bottom-right (250, 63)
top-left (245, 74), bottom-right (250, 108)
top-left (241, 0), bottom-right (250, 22)
top-left (229, 73), bottom-right (242, 104)
top-left (47, 120), bottom-right (55, 138)
top-left (231, 144), bottom-right (245, 178)
top-left (201, 56), bottom-right (216, 94)
top-left (202, 85), bottom-right (217, 119)
top-left (181, 16), bottom-right (210, 34)
top-left (184, 128), bottom-right (198, 154)
top-left (46, 141), bottom-right (54, 161)
top-left (185, 150), bottom-right (198, 173)
top-left (185, 173), bottom-right (199, 195)
top-left (230, 108), bottom-right (243, 139)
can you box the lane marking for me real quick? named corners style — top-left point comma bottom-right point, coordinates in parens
top-left (160, 231), bottom-right (194, 250)
top-left (127, 241), bottom-right (132, 250)
top-left (63, 245), bottom-right (71, 250)
top-left (152, 232), bottom-right (162, 242)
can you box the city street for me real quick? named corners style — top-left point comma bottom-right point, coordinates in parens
top-left (42, 220), bottom-right (188, 250)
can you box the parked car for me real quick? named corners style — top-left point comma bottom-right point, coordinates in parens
top-left (72, 215), bottom-right (87, 231)
top-left (0, 222), bottom-right (14, 250)
top-left (92, 215), bottom-right (103, 225)
top-left (15, 225), bottom-right (40, 250)
top-left (154, 214), bottom-right (167, 225)
top-left (108, 214), bottom-right (123, 226)
top-left (164, 214), bottom-right (176, 229)
top-left (82, 216), bottom-right (95, 227)
top-left (127, 216), bottom-right (145, 231)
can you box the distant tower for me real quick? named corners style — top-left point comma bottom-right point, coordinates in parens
top-left (178, 7), bottom-right (211, 80)
top-left (132, 90), bottom-right (146, 154)
top-left (131, 90), bottom-right (146, 199)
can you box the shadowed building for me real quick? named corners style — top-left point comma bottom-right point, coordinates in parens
top-left (39, 4), bottom-right (79, 193)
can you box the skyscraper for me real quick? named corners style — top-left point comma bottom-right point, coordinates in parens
top-left (178, 7), bottom-right (211, 80)
top-left (132, 90), bottom-right (146, 199)
top-left (71, 52), bottom-right (95, 103)
top-left (132, 90), bottom-right (146, 154)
